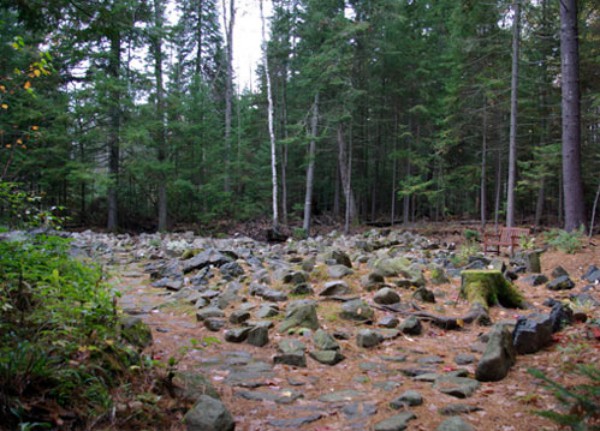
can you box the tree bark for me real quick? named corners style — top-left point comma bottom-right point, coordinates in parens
top-left (506, 0), bottom-right (520, 228)
top-left (261, 0), bottom-right (278, 231)
top-left (303, 92), bottom-right (319, 235)
top-left (560, 0), bottom-right (586, 232)
top-left (154, 0), bottom-right (167, 231)
top-left (107, 30), bottom-right (121, 231)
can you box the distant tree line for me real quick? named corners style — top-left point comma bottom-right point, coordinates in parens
top-left (0, 0), bottom-right (598, 234)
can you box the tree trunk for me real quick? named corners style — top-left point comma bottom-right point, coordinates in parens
top-left (534, 178), bottom-right (545, 231)
top-left (494, 149), bottom-right (502, 231)
top-left (589, 182), bottom-right (600, 237)
top-left (390, 110), bottom-right (398, 226)
top-left (337, 123), bottom-right (356, 233)
top-left (303, 92), bottom-right (319, 235)
top-left (506, 0), bottom-right (520, 228)
top-left (560, 0), bottom-right (586, 232)
top-left (222, 0), bottom-right (235, 194)
top-left (107, 30), bottom-right (121, 231)
top-left (261, 0), bottom-right (278, 231)
top-left (154, 0), bottom-right (167, 232)
top-left (481, 98), bottom-right (488, 230)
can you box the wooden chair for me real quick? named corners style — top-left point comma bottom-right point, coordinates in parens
top-left (483, 227), bottom-right (530, 255)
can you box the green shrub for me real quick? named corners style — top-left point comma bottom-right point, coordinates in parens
top-left (544, 227), bottom-right (585, 254)
top-left (529, 365), bottom-right (600, 429)
top-left (463, 228), bottom-right (480, 243)
top-left (0, 235), bottom-right (142, 428)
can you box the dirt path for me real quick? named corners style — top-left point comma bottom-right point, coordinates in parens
top-left (109, 241), bottom-right (600, 431)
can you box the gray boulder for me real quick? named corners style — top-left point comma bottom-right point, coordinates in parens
top-left (475, 324), bottom-right (516, 381)
top-left (183, 249), bottom-right (232, 274)
top-left (434, 376), bottom-right (480, 398)
top-left (184, 395), bottom-right (235, 431)
top-left (547, 275), bottom-right (575, 291)
top-left (331, 250), bottom-right (353, 268)
top-left (374, 412), bottom-right (417, 431)
top-left (278, 300), bottom-right (320, 333)
top-left (583, 265), bottom-right (600, 283)
top-left (512, 313), bottom-right (553, 354)
top-left (328, 264), bottom-right (354, 278)
top-left (309, 350), bottom-right (345, 366)
top-left (390, 390), bottom-right (423, 408)
top-left (399, 316), bottom-right (422, 336)
top-left (313, 329), bottom-right (340, 351)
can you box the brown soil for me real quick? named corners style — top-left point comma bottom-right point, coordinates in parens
top-left (113, 232), bottom-right (600, 431)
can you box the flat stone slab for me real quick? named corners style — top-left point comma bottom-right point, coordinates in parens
top-left (374, 411), bottom-right (417, 431)
top-left (438, 403), bottom-right (483, 416)
top-left (434, 376), bottom-right (480, 399)
top-left (319, 390), bottom-right (367, 403)
top-left (236, 388), bottom-right (303, 404)
top-left (267, 413), bottom-right (324, 428)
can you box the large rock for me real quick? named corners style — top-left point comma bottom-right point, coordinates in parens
top-left (183, 249), bottom-right (232, 273)
top-left (549, 302), bottom-right (573, 332)
top-left (399, 316), bottom-right (422, 336)
top-left (475, 324), bottom-right (516, 381)
top-left (278, 300), bottom-right (320, 333)
top-left (174, 372), bottom-right (220, 401)
top-left (184, 395), bottom-right (235, 431)
top-left (361, 272), bottom-right (386, 291)
top-left (389, 390), bottom-right (423, 408)
top-left (247, 322), bottom-right (270, 347)
top-left (512, 313), bottom-right (553, 354)
top-left (511, 250), bottom-right (542, 273)
top-left (331, 250), bottom-right (353, 268)
top-left (309, 350), bottom-right (345, 366)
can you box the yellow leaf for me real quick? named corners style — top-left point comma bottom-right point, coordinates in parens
top-left (23, 81), bottom-right (31, 90)
top-left (33, 69), bottom-right (41, 77)
top-left (456, 318), bottom-right (464, 328)
top-left (1, 103), bottom-right (7, 109)
top-left (0, 85), bottom-right (5, 93)
top-left (31, 125), bottom-right (39, 131)
top-left (5, 144), bottom-right (11, 148)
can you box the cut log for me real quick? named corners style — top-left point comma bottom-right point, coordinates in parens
top-left (461, 270), bottom-right (525, 310)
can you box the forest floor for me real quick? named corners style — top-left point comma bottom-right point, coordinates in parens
top-left (110, 226), bottom-right (600, 431)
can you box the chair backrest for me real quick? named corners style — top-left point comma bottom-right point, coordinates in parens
top-left (499, 227), bottom-right (530, 243)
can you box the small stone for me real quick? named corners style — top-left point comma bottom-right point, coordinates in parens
top-left (229, 310), bottom-right (251, 324)
top-left (583, 265), bottom-right (600, 283)
top-left (291, 283), bottom-right (314, 295)
top-left (361, 272), bottom-right (386, 291)
top-left (184, 395), bottom-right (235, 431)
top-left (273, 352), bottom-right (307, 368)
top-left (390, 390), bottom-right (423, 408)
top-left (374, 287), bottom-right (401, 305)
top-left (256, 303), bottom-right (279, 319)
top-left (267, 414), bottom-right (323, 428)
top-left (331, 250), bottom-right (353, 268)
top-left (438, 404), bottom-right (482, 416)
top-left (224, 327), bottom-right (251, 343)
top-left (261, 289), bottom-right (289, 302)
top-left (418, 355), bottom-right (444, 365)
top-left (550, 302), bottom-right (573, 332)
top-left (512, 313), bottom-right (553, 354)
top-left (341, 299), bottom-right (375, 322)
top-left (195, 307), bottom-right (225, 322)
top-left (328, 264), bottom-right (354, 279)
top-left (436, 416), bottom-right (475, 431)
top-left (356, 329), bottom-right (384, 348)
top-left (434, 376), bottom-right (480, 398)
top-left (547, 275), bottom-right (575, 291)
top-left (278, 300), bottom-right (320, 333)
top-left (204, 318), bottom-right (226, 331)
top-left (313, 329), bottom-right (340, 351)
top-left (378, 316), bottom-right (400, 328)
top-left (342, 402), bottom-right (377, 419)
top-left (374, 411), bottom-right (417, 431)
top-left (319, 280), bottom-right (351, 296)
top-left (412, 287), bottom-right (435, 303)
top-left (399, 316), bottom-right (422, 336)
top-left (551, 266), bottom-right (569, 278)
top-left (247, 323), bottom-right (270, 347)
top-left (319, 390), bottom-right (366, 403)
top-left (523, 274), bottom-right (549, 286)
top-left (454, 354), bottom-right (475, 365)
top-left (309, 350), bottom-right (345, 365)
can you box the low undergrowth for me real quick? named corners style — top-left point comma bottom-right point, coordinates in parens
top-left (0, 235), bottom-right (175, 430)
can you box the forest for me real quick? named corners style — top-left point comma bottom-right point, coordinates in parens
top-left (1, 0), bottom-right (599, 235)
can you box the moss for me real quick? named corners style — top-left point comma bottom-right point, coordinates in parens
top-left (120, 316), bottom-right (153, 349)
top-left (460, 270), bottom-right (525, 310)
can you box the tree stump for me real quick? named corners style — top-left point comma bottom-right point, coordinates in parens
top-left (461, 270), bottom-right (525, 310)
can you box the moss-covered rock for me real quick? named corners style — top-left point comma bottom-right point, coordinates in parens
top-left (460, 270), bottom-right (524, 310)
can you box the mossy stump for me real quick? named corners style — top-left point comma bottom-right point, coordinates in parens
top-left (460, 270), bottom-right (525, 310)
